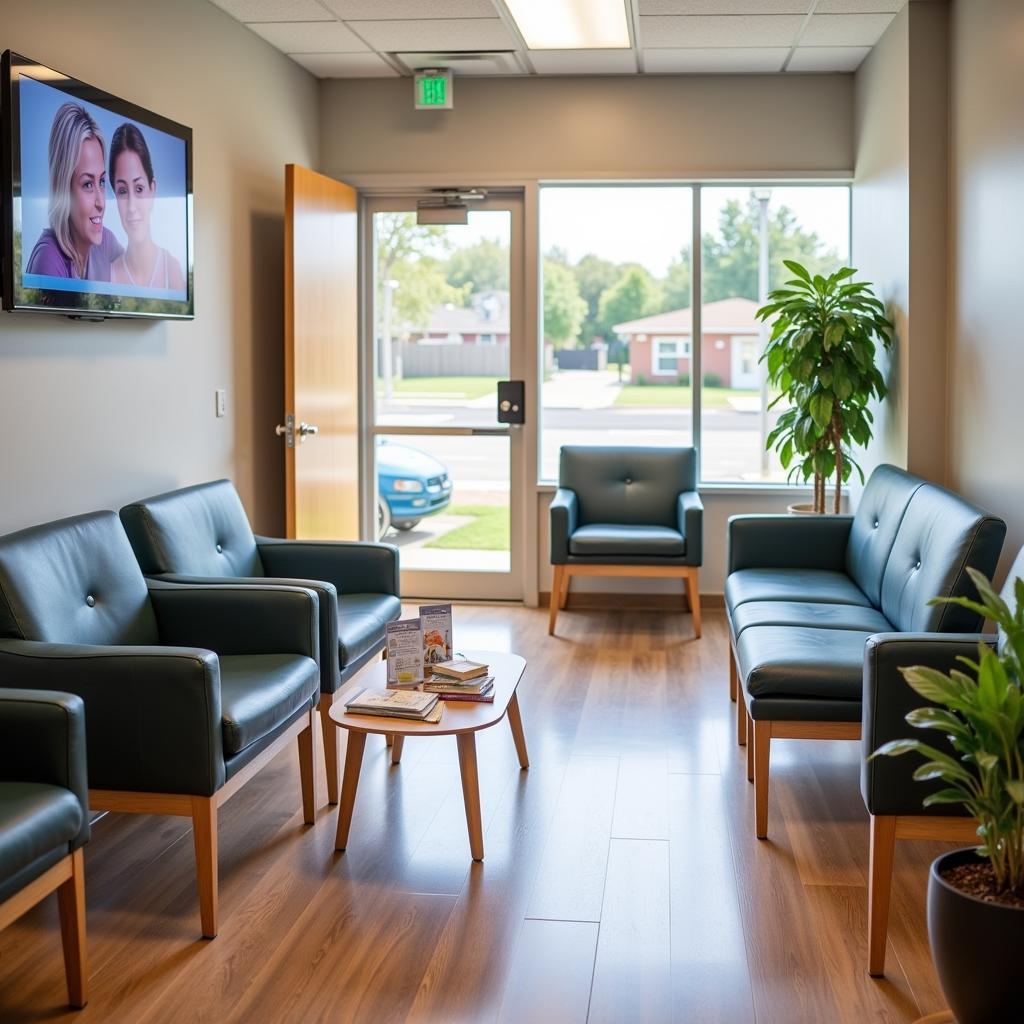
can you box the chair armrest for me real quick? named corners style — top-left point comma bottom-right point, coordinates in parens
top-left (549, 489), bottom-right (578, 565)
top-left (0, 689), bottom-right (90, 849)
top-left (255, 538), bottom-right (400, 598)
top-left (147, 580), bottom-right (319, 663)
top-left (727, 514), bottom-right (854, 573)
top-left (0, 640), bottom-right (224, 796)
top-left (677, 491), bottom-right (703, 567)
top-left (861, 632), bottom-right (991, 817)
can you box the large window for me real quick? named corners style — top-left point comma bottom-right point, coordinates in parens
top-left (538, 183), bottom-right (851, 485)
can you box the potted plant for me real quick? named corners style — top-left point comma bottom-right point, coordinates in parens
top-left (756, 261), bottom-right (894, 513)
top-left (875, 569), bottom-right (1024, 1023)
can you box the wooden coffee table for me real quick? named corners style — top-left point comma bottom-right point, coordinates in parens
top-left (329, 650), bottom-right (528, 861)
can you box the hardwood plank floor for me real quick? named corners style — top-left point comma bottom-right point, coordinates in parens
top-left (0, 607), bottom-right (957, 1023)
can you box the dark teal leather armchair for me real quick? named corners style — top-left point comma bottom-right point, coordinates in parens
top-left (725, 464), bottom-right (1005, 844)
top-left (548, 446), bottom-right (703, 637)
top-left (119, 479), bottom-right (401, 805)
top-left (0, 689), bottom-right (89, 1008)
top-left (0, 511), bottom-right (321, 939)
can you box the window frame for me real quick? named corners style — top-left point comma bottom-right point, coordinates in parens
top-left (536, 179), bottom-right (852, 489)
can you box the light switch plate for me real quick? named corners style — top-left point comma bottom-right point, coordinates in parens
top-left (215, 389), bottom-right (227, 418)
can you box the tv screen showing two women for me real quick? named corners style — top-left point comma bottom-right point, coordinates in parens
top-left (17, 74), bottom-right (189, 307)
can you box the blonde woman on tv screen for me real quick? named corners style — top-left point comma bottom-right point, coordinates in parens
top-left (108, 123), bottom-right (185, 291)
top-left (26, 101), bottom-right (123, 280)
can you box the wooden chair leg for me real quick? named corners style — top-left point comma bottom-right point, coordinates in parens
top-left (57, 848), bottom-right (88, 1008)
top-left (737, 692), bottom-right (747, 747)
top-left (746, 716), bottom-right (755, 782)
top-left (753, 721), bottom-right (771, 840)
top-left (548, 565), bottom-right (565, 635)
top-left (298, 708), bottom-right (317, 825)
top-left (191, 796), bottom-right (218, 939)
top-left (559, 566), bottom-right (571, 609)
top-left (319, 693), bottom-right (339, 805)
top-left (687, 570), bottom-right (702, 638)
top-left (729, 646), bottom-right (738, 703)
top-left (868, 815), bottom-right (898, 977)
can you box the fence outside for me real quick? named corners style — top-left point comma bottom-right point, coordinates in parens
top-left (394, 341), bottom-right (508, 378)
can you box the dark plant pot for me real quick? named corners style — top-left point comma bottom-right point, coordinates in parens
top-left (928, 848), bottom-right (1024, 1023)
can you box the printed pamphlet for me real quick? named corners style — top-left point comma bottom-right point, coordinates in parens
top-left (386, 618), bottom-right (425, 686)
top-left (419, 603), bottom-right (453, 664)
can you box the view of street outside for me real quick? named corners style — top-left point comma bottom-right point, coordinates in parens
top-left (371, 185), bottom-right (850, 572)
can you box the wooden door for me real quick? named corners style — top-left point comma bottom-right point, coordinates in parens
top-left (283, 164), bottom-right (359, 539)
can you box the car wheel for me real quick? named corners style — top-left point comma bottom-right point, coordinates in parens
top-left (377, 496), bottom-right (392, 539)
top-left (393, 519), bottom-right (421, 532)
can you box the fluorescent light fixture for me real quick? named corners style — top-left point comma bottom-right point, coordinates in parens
top-left (504, 0), bottom-right (630, 50)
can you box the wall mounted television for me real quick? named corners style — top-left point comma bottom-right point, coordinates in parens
top-left (0, 51), bottom-right (193, 320)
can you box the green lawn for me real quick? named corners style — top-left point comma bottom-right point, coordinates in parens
top-left (424, 505), bottom-right (510, 551)
top-left (382, 376), bottom-right (499, 401)
top-left (614, 385), bottom-right (754, 409)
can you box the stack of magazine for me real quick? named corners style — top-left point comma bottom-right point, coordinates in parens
top-left (344, 688), bottom-right (443, 723)
top-left (423, 659), bottom-right (494, 703)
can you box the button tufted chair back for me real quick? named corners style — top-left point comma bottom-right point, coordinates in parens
top-left (879, 481), bottom-right (1006, 633)
top-left (558, 446), bottom-right (696, 529)
top-left (120, 479), bottom-right (264, 579)
top-left (0, 511), bottom-right (159, 646)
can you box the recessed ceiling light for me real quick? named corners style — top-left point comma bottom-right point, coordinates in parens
top-left (503, 0), bottom-right (630, 50)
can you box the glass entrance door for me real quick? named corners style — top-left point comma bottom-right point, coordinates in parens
top-left (363, 194), bottom-right (525, 600)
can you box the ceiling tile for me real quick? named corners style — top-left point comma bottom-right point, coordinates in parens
top-left (644, 47), bottom-right (788, 72)
top-left (529, 50), bottom-right (639, 75)
top-left (354, 18), bottom-right (516, 51)
top-left (288, 52), bottom-right (399, 76)
top-left (786, 45), bottom-right (871, 71)
top-left (210, 0), bottom-right (334, 21)
top-left (321, 0), bottom-right (498, 16)
top-left (640, 1), bottom-right (809, 13)
top-left (816, 0), bottom-right (905, 12)
top-left (640, 14), bottom-right (805, 48)
top-left (800, 12), bottom-right (896, 46)
top-left (247, 20), bottom-right (370, 52)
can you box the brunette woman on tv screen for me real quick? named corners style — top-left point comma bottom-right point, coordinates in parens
top-left (26, 102), bottom-right (123, 280)
top-left (107, 123), bottom-right (185, 292)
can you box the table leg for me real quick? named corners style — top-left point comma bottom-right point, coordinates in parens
top-left (391, 735), bottom-right (405, 765)
top-left (457, 733), bottom-right (484, 861)
top-left (334, 731), bottom-right (367, 851)
top-left (506, 692), bottom-right (530, 769)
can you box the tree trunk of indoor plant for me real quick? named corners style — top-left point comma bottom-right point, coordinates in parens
top-left (928, 848), bottom-right (1024, 1023)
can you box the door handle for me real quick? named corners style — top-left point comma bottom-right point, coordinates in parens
top-left (298, 422), bottom-right (319, 438)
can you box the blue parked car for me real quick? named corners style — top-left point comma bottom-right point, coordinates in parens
top-left (376, 440), bottom-right (452, 537)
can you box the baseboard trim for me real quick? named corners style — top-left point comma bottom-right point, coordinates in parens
top-left (539, 590), bottom-right (724, 610)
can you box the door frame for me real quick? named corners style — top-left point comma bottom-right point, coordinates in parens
top-left (358, 189), bottom-right (535, 602)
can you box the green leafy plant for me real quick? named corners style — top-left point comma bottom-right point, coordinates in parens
top-left (757, 261), bottom-right (894, 513)
top-left (875, 570), bottom-right (1024, 892)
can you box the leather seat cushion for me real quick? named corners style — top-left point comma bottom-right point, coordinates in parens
top-left (219, 654), bottom-right (319, 755)
top-left (0, 782), bottom-right (82, 883)
top-left (730, 601), bottom-right (893, 639)
top-left (568, 524), bottom-right (685, 557)
top-left (338, 593), bottom-right (402, 668)
top-left (737, 625), bottom-right (875, 702)
top-left (725, 568), bottom-right (871, 614)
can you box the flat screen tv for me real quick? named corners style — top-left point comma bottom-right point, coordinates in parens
top-left (1, 51), bottom-right (193, 319)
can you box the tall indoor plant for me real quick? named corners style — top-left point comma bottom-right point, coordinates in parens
top-left (756, 261), bottom-right (893, 513)
top-left (875, 569), bottom-right (1024, 1023)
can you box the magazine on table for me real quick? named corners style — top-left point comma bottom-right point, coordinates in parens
top-left (419, 603), bottom-right (453, 665)
top-left (385, 618), bottom-right (425, 686)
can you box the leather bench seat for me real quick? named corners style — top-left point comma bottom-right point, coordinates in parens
top-left (219, 654), bottom-right (320, 756)
top-left (0, 782), bottom-right (83, 899)
top-left (338, 593), bottom-right (402, 668)
top-left (737, 625), bottom-right (878, 702)
top-left (725, 568), bottom-right (872, 612)
top-left (730, 600), bottom-right (893, 639)
top-left (568, 523), bottom-right (686, 558)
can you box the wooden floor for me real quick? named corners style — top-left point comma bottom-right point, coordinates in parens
top-left (0, 606), bottom-right (955, 1023)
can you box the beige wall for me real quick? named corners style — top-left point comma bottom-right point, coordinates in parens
top-left (948, 0), bottom-right (1024, 571)
top-left (0, 0), bottom-right (318, 536)
top-left (852, 1), bottom-right (949, 489)
top-left (320, 74), bottom-right (854, 181)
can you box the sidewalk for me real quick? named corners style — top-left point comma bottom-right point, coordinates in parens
top-left (541, 369), bottom-right (623, 410)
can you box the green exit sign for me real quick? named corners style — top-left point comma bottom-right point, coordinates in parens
top-left (415, 70), bottom-right (453, 110)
